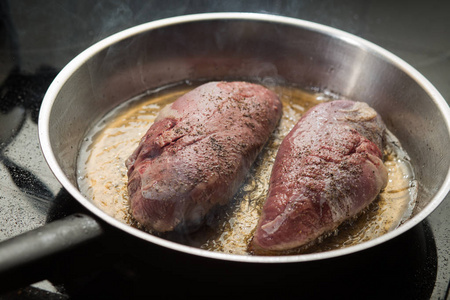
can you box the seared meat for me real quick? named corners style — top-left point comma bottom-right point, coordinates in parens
top-left (126, 81), bottom-right (282, 232)
top-left (252, 100), bottom-right (388, 252)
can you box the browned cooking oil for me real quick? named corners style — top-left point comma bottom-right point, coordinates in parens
top-left (77, 81), bottom-right (417, 256)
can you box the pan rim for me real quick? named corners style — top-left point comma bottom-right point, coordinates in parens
top-left (39, 12), bottom-right (450, 263)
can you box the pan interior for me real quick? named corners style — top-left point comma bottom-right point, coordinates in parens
top-left (40, 14), bottom-right (450, 262)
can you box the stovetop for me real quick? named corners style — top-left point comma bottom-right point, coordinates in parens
top-left (0, 1), bottom-right (449, 299)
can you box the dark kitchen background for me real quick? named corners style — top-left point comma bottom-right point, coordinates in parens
top-left (0, 0), bottom-right (449, 299)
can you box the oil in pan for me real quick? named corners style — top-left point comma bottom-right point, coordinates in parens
top-left (77, 81), bottom-right (417, 255)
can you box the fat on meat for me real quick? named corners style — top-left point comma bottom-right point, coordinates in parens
top-left (252, 100), bottom-right (388, 252)
top-left (126, 81), bottom-right (282, 232)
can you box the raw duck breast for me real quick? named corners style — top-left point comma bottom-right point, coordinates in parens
top-left (126, 81), bottom-right (282, 232)
top-left (252, 100), bottom-right (388, 252)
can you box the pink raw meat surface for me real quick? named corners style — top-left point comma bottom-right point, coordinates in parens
top-left (252, 100), bottom-right (388, 252)
top-left (126, 81), bottom-right (282, 232)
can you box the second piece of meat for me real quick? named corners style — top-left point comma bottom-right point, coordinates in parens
top-left (252, 100), bottom-right (388, 252)
top-left (126, 81), bottom-right (282, 232)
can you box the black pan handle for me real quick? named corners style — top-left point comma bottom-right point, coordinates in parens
top-left (0, 213), bottom-right (104, 293)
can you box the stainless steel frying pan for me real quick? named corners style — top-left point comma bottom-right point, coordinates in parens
top-left (1, 12), bottom-right (449, 290)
